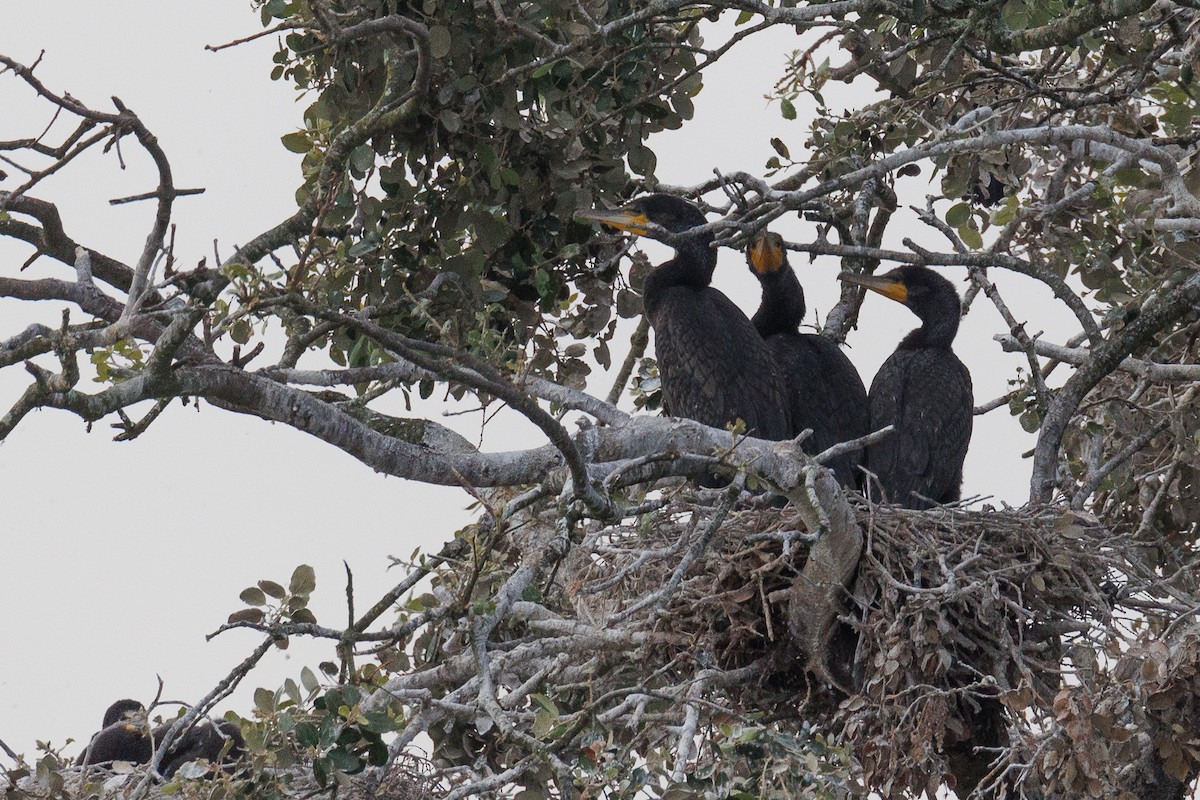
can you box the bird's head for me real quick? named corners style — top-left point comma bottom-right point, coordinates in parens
top-left (746, 231), bottom-right (787, 275)
top-left (839, 265), bottom-right (962, 343)
top-left (838, 265), bottom-right (958, 308)
top-left (102, 699), bottom-right (147, 729)
top-left (575, 194), bottom-right (708, 239)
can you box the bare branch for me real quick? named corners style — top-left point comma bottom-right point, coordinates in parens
top-left (995, 334), bottom-right (1200, 383)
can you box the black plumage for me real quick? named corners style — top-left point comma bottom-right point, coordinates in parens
top-left (158, 719), bottom-right (247, 778)
top-left (747, 231), bottom-right (869, 486)
top-left (839, 265), bottom-right (973, 508)
top-left (78, 700), bottom-right (247, 779)
top-left (78, 699), bottom-right (152, 766)
top-left (578, 195), bottom-right (790, 441)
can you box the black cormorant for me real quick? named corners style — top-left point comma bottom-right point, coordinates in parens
top-left (79, 700), bottom-right (247, 778)
top-left (747, 231), bottom-right (869, 486)
top-left (838, 265), bottom-right (972, 508)
top-left (158, 719), bottom-right (247, 778)
top-left (78, 699), bottom-right (152, 766)
top-left (577, 195), bottom-right (790, 442)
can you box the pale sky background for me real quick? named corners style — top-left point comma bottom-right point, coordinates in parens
top-left (0, 2), bottom-right (1079, 760)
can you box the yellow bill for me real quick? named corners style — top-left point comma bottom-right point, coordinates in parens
top-left (748, 231), bottom-right (785, 274)
top-left (838, 271), bottom-right (909, 303)
top-left (574, 206), bottom-right (651, 236)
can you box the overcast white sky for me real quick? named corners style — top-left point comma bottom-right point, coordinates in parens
top-left (0, 2), bottom-right (1079, 760)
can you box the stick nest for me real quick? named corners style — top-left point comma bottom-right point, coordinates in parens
top-left (556, 494), bottom-right (1115, 794)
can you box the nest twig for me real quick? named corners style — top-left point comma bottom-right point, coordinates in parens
top-left (384, 485), bottom-right (1199, 798)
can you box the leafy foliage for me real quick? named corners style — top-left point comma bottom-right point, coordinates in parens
top-left (245, 0), bottom-right (706, 388)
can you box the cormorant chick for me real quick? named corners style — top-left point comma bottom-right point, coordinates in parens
top-left (78, 700), bottom-right (248, 780)
top-left (158, 719), bottom-right (247, 779)
top-left (78, 699), bottom-right (152, 766)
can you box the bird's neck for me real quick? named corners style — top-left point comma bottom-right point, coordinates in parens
top-left (751, 267), bottom-right (806, 337)
top-left (643, 235), bottom-right (716, 314)
top-left (901, 302), bottom-right (960, 349)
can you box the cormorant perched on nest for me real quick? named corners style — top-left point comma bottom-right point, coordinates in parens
top-left (78, 700), bottom-right (246, 778)
top-left (747, 231), bottom-right (869, 486)
top-left (78, 699), bottom-right (153, 766)
top-left (578, 195), bottom-right (790, 441)
top-left (839, 265), bottom-right (972, 508)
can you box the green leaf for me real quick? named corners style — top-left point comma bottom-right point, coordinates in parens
top-left (958, 224), bottom-right (983, 250)
top-left (296, 722), bottom-right (319, 748)
top-left (281, 131), bottom-right (310, 153)
top-left (530, 694), bottom-right (560, 715)
top-left (259, 580), bottom-right (287, 599)
top-left (615, 288), bottom-right (641, 318)
top-left (347, 238), bottom-right (379, 258)
top-left (672, 92), bottom-right (694, 120)
top-left (532, 707), bottom-right (556, 738)
top-left (254, 688), bottom-right (276, 714)
top-left (363, 712), bottom-right (401, 734)
top-left (945, 202), bottom-right (971, 228)
top-left (594, 340), bottom-right (611, 369)
top-left (350, 145), bottom-right (375, 173)
top-left (230, 319), bottom-right (252, 345)
top-left (289, 564), bottom-right (317, 597)
top-left (627, 145), bottom-right (657, 177)
top-left (1002, 1), bottom-right (1032, 31)
top-left (534, 268), bottom-right (552, 298)
top-left (301, 666), bottom-right (321, 694)
top-left (991, 196), bottom-right (1018, 226)
top-left (780, 97), bottom-right (797, 120)
top-left (328, 748), bottom-right (362, 774)
top-left (429, 26), bottom-right (452, 59)
top-left (228, 608), bottom-right (265, 625)
top-left (240, 587), bottom-right (267, 606)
